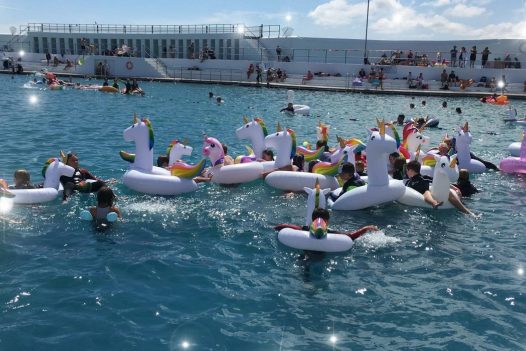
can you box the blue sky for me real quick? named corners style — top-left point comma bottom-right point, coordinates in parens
top-left (0, 0), bottom-right (525, 40)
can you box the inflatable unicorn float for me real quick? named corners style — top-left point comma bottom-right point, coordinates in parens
top-left (500, 129), bottom-right (526, 174)
top-left (274, 179), bottom-right (378, 252)
top-left (397, 155), bottom-right (459, 209)
top-left (264, 124), bottom-right (341, 191)
top-left (0, 157), bottom-right (75, 204)
top-left (454, 122), bottom-right (489, 173)
top-left (121, 115), bottom-right (203, 195)
top-left (202, 135), bottom-right (263, 184)
top-left (234, 116), bottom-right (275, 172)
top-left (282, 90), bottom-right (310, 115)
top-left (329, 119), bottom-right (406, 210)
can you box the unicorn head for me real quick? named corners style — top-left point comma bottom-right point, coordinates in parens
top-left (403, 123), bottom-right (430, 155)
top-left (167, 139), bottom-right (193, 166)
top-left (366, 118), bottom-right (398, 186)
top-left (202, 136), bottom-right (225, 167)
top-left (304, 179), bottom-right (330, 226)
top-left (123, 114), bottom-right (155, 172)
top-left (455, 123), bottom-right (473, 166)
top-left (431, 154), bottom-right (459, 203)
top-left (41, 158), bottom-right (75, 189)
top-left (264, 124), bottom-right (296, 169)
top-left (235, 117), bottom-right (268, 158)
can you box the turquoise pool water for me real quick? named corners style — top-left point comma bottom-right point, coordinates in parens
top-left (1, 75), bottom-right (525, 350)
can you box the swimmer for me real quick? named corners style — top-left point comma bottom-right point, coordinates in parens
top-left (88, 186), bottom-right (122, 226)
top-left (456, 107), bottom-right (462, 114)
top-left (259, 149), bottom-right (274, 161)
top-left (208, 91), bottom-right (214, 98)
top-left (442, 101), bottom-right (448, 108)
top-left (280, 103), bottom-right (295, 113)
top-left (216, 96), bottom-right (223, 104)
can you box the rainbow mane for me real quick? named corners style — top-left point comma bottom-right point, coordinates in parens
top-left (422, 154), bottom-right (437, 167)
top-left (346, 138), bottom-right (366, 153)
top-left (255, 117), bottom-right (268, 137)
top-left (142, 118), bottom-right (154, 150)
top-left (41, 158), bottom-right (58, 178)
top-left (312, 160), bottom-right (341, 176)
top-left (296, 146), bottom-right (324, 162)
top-left (287, 128), bottom-right (297, 159)
top-left (389, 124), bottom-right (401, 149)
top-left (165, 140), bottom-right (179, 155)
top-left (170, 159), bottom-right (206, 179)
top-left (120, 150), bottom-right (135, 163)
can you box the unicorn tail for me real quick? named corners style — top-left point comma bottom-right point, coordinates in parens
top-left (120, 150), bottom-right (136, 163)
top-left (170, 159), bottom-right (206, 178)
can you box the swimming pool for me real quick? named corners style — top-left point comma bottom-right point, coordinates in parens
top-left (1, 75), bottom-right (525, 350)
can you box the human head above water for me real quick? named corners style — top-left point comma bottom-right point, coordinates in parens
top-left (14, 169), bottom-right (30, 186)
top-left (97, 186), bottom-right (116, 207)
top-left (311, 207), bottom-right (330, 222)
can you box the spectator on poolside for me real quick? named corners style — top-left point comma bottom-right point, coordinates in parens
top-left (368, 67), bottom-right (376, 82)
top-left (514, 57), bottom-right (521, 69)
top-left (440, 69), bottom-right (448, 87)
top-left (45, 51), bottom-right (51, 66)
top-left (416, 72), bottom-right (424, 89)
top-left (436, 51), bottom-right (442, 65)
top-left (378, 67), bottom-right (385, 90)
top-left (481, 47), bottom-right (491, 68)
top-left (504, 54), bottom-right (512, 69)
top-left (469, 46), bottom-right (477, 68)
top-left (247, 63), bottom-right (254, 80)
top-left (276, 45), bottom-right (282, 62)
top-left (188, 42), bottom-right (194, 59)
top-left (255, 65), bottom-right (262, 84)
top-left (448, 71), bottom-right (458, 86)
top-left (450, 45), bottom-right (458, 67)
top-left (459, 46), bottom-right (467, 68)
top-left (302, 70), bottom-right (313, 84)
top-left (407, 71), bottom-right (415, 88)
top-left (358, 68), bottom-right (366, 79)
top-left (407, 50), bottom-right (414, 65)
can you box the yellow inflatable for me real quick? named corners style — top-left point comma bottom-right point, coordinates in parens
top-left (99, 86), bottom-right (119, 93)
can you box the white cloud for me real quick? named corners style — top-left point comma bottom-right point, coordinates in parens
top-left (421, 0), bottom-right (450, 7)
top-left (467, 21), bottom-right (526, 39)
top-left (444, 3), bottom-right (486, 18)
top-left (307, 0), bottom-right (367, 26)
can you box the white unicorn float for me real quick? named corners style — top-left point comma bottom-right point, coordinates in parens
top-left (329, 119), bottom-right (406, 210)
top-left (264, 124), bottom-right (340, 191)
top-left (397, 155), bottom-right (459, 209)
top-left (235, 116), bottom-right (275, 172)
top-left (282, 90), bottom-right (310, 115)
top-left (121, 115), bottom-right (200, 195)
top-left (121, 137), bottom-right (193, 167)
top-left (454, 122), bottom-right (486, 173)
top-left (399, 123), bottom-right (434, 177)
top-left (274, 179), bottom-right (378, 252)
top-left (3, 158), bottom-right (75, 204)
top-left (202, 135), bottom-right (263, 184)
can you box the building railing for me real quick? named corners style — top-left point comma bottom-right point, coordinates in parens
top-left (24, 23), bottom-right (281, 38)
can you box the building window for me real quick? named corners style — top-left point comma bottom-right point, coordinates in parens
top-left (33, 37), bottom-right (40, 53)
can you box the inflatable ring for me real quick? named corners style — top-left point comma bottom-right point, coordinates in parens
top-left (126, 61), bottom-right (133, 70)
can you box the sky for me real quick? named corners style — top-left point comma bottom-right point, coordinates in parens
top-left (0, 0), bottom-right (525, 40)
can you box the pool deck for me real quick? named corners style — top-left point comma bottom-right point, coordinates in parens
top-left (3, 68), bottom-right (526, 100)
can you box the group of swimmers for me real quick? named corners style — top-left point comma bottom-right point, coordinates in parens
top-left (0, 152), bottom-right (121, 226)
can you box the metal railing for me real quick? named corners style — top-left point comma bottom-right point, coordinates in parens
top-left (24, 23), bottom-right (281, 38)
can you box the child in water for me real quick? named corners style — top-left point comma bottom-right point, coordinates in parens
top-left (8, 169), bottom-right (37, 189)
top-left (88, 187), bottom-right (122, 224)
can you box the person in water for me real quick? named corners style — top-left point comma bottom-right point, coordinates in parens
top-left (259, 149), bottom-right (274, 161)
top-left (222, 144), bottom-right (235, 165)
top-left (331, 163), bottom-right (365, 201)
top-left (60, 152), bottom-right (107, 200)
top-left (300, 208), bottom-right (379, 238)
top-left (280, 103), bottom-right (295, 113)
top-left (453, 169), bottom-right (479, 197)
top-left (8, 169), bottom-right (38, 189)
top-left (112, 79), bottom-right (120, 90)
top-left (405, 160), bottom-right (443, 209)
top-left (88, 186), bottom-right (122, 224)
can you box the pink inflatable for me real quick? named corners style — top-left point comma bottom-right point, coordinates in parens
top-left (500, 131), bottom-right (526, 174)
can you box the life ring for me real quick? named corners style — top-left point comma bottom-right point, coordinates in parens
top-left (126, 61), bottom-right (133, 70)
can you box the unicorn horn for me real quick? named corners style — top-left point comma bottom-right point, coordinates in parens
top-left (463, 121), bottom-right (469, 132)
top-left (314, 178), bottom-right (320, 190)
top-left (276, 122), bottom-right (282, 132)
top-left (376, 118), bottom-right (385, 136)
top-left (133, 113), bottom-right (138, 124)
top-left (243, 116), bottom-right (249, 124)
top-left (60, 150), bottom-right (67, 163)
top-left (337, 135), bottom-right (346, 148)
